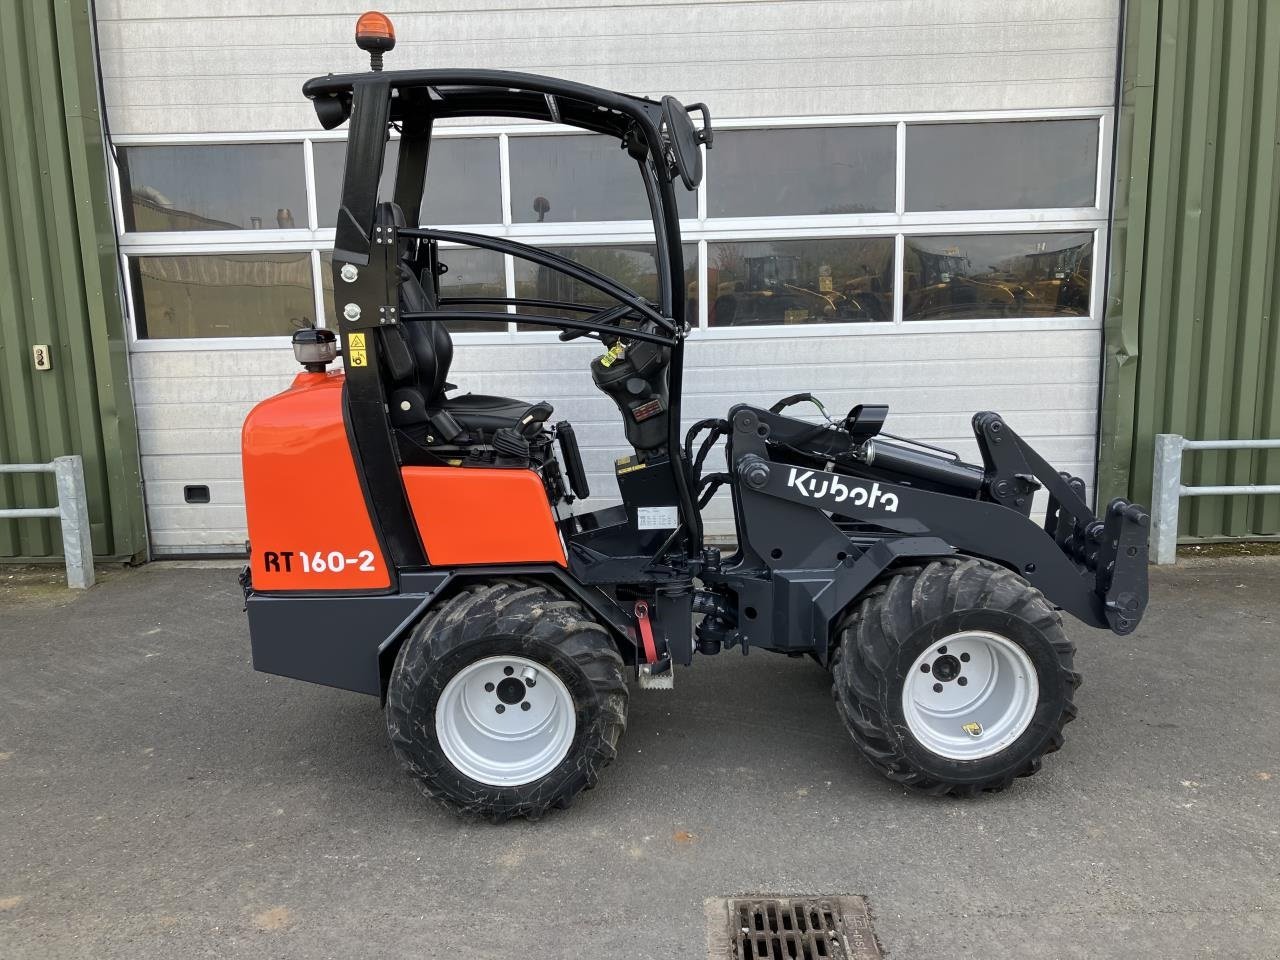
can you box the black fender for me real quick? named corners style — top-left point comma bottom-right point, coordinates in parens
top-left (244, 565), bottom-right (636, 701)
top-left (374, 565), bottom-right (638, 699)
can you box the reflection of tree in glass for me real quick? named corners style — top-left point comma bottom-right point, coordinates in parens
top-left (560, 247), bottom-right (657, 301)
top-left (516, 246), bottom-right (659, 321)
top-left (713, 243), bottom-right (746, 283)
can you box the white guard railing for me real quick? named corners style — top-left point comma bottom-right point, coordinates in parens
top-left (1150, 435), bottom-right (1280, 565)
top-left (0, 456), bottom-right (95, 588)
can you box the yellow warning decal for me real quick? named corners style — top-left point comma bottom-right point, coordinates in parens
top-left (599, 342), bottom-right (626, 368)
top-left (962, 722), bottom-right (983, 737)
top-left (614, 454), bottom-right (646, 475)
top-left (348, 332), bottom-right (368, 367)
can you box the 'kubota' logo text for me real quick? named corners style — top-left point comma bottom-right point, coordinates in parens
top-left (786, 468), bottom-right (899, 512)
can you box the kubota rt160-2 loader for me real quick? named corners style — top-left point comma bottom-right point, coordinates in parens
top-left (240, 13), bottom-right (1150, 820)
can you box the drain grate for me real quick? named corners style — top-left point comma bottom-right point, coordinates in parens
top-left (716, 896), bottom-right (882, 960)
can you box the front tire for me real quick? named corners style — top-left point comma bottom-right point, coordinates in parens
top-left (832, 558), bottom-right (1079, 796)
top-left (386, 579), bottom-right (627, 820)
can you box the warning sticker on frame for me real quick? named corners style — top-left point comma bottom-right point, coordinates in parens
top-left (348, 332), bottom-right (368, 367)
top-left (636, 506), bottom-right (679, 530)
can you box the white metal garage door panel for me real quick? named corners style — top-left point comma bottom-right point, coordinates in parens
top-left (130, 326), bottom-right (1100, 553)
top-left (96, 1), bottom-right (1120, 135)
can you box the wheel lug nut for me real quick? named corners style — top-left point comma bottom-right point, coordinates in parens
top-left (521, 702), bottom-right (531, 711)
top-left (937, 646), bottom-right (948, 655)
top-left (484, 682), bottom-right (495, 692)
top-left (503, 666), bottom-right (514, 676)
top-left (957, 677), bottom-right (968, 686)
top-left (920, 663), bottom-right (931, 673)
top-left (495, 704), bottom-right (505, 714)
top-left (933, 683), bottom-right (943, 693)
top-left (960, 652), bottom-right (971, 663)
top-left (521, 666), bottom-right (538, 688)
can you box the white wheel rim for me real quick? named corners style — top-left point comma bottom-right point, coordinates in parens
top-left (901, 631), bottom-right (1039, 761)
top-left (435, 655), bottom-right (576, 786)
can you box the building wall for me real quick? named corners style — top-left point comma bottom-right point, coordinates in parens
top-left (96, 0), bottom-right (1120, 134)
top-left (95, 0), bottom-right (1120, 553)
top-left (0, 0), bottom-right (145, 561)
top-left (1101, 0), bottom-right (1280, 540)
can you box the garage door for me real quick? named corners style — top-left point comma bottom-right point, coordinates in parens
top-left (105, 4), bottom-right (1118, 554)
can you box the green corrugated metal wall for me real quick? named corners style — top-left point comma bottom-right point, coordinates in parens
top-left (1101, 0), bottom-right (1280, 540)
top-left (0, 0), bottom-right (145, 561)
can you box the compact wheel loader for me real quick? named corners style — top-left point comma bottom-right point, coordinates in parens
top-left (241, 14), bottom-right (1151, 820)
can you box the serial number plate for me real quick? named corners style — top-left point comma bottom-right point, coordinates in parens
top-left (636, 506), bottom-right (678, 530)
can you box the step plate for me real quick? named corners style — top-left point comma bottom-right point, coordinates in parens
top-left (637, 662), bottom-right (674, 690)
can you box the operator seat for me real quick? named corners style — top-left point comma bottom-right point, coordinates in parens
top-left (372, 203), bottom-right (552, 443)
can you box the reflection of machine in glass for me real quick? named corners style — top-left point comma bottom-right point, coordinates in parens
top-left (746, 253), bottom-right (800, 290)
top-left (904, 246), bottom-right (1024, 320)
top-left (715, 253), bottom-right (888, 324)
top-left (905, 240), bottom-right (1092, 320)
top-left (1018, 241), bottom-right (1091, 315)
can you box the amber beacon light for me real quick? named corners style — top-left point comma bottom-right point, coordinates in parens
top-left (355, 11), bottom-right (396, 71)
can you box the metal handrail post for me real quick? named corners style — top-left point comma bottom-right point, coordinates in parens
top-left (0, 456), bottom-right (95, 588)
top-left (53, 457), bottom-right (95, 589)
top-left (1150, 435), bottom-right (1183, 565)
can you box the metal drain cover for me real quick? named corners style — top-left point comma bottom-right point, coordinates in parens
top-left (708, 896), bottom-right (882, 960)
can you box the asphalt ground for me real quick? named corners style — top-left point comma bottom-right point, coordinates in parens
top-left (0, 557), bottom-right (1277, 958)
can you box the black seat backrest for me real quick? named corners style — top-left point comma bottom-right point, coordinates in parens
top-left (398, 264), bottom-right (453, 403)
top-left (373, 202), bottom-right (454, 406)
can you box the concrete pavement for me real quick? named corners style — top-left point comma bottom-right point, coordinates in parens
top-left (0, 558), bottom-right (1277, 958)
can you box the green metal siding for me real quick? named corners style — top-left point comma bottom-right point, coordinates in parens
top-left (1102, 0), bottom-right (1280, 540)
top-left (0, 0), bottom-right (145, 561)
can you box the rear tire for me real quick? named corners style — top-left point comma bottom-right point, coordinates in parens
top-left (386, 578), bottom-right (627, 820)
top-left (832, 557), bottom-right (1079, 796)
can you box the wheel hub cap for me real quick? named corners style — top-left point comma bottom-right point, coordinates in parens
top-left (435, 655), bottom-right (576, 786)
top-left (902, 631), bottom-right (1038, 761)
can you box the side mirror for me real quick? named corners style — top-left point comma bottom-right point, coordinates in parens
top-left (313, 95), bottom-right (352, 130)
top-left (660, 97), bottom-right (712, 190)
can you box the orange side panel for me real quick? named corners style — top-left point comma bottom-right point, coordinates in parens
top-left (401, 466), bottom-right (567, 567)
top-left (241, 372), bottom-right (391, 591)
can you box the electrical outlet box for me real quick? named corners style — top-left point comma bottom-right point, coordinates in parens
top-left (32, 344), bottom-right (52, 371)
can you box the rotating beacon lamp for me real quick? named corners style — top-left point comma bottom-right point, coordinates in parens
top-left (355, 11), bottom-right (396, 71)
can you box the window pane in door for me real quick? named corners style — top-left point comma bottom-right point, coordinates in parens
top-left (708, 127), bottom-right (896, 217)
top-left (707, 238), bottom-right (894, 326)
top-left (902, 232), bottom-right (1093, 321)
top-left (509, 135), bottom-right (696, 223)
top-left (314, 137), bottom-right (501, 227)
top-left (905, 120), bottom-right (1099, 211)
top-left (130, 253), bottom-right (316, 338)
top-left (118, 144), bottom-right (306, 232)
